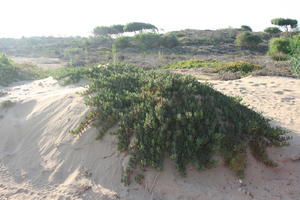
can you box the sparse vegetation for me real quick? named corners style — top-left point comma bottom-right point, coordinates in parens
top-left (71, 63), bottom-right (290, 184)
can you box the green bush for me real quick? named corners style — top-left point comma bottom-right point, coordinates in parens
top-left (159, 34), bottom-right (178, 48)
top-left (0, 54), bottom-right (45, 86)
top-left (162, 59), bottom-right (261, 74)
top-left (133, 33), bottom-right (162, 49)
top-left (267, 37), bottom-right (291, 56)
top-left (162, 59), bottom-right (220, 69)
top-left (289, 34), bottom-right (300, 76)
top-left (71, 63), bottom-right (289, 183)
top-left (289, 34), bottom-right (300, 55)
top-left (264, 27), bottom-right (282, 35)
top-left (235, 32), bottom-right (262, 48)
top-left (46, 66), bottom-right (90, 85)
top-left (113, 36), bottom-right (132, 49)
top-left (122, 33), bottom-right (179, 49)
top-left (216, 61), bottom-right (262, 74)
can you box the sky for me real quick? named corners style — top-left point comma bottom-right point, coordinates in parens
top-left (1, 0), bottom-right (299, 38)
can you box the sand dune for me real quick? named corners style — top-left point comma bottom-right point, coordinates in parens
top-left (0, 76), bottom-right (299, 200)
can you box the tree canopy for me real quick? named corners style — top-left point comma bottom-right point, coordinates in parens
top-left (271, 18), bottom-right (298, 32)
top-left (93, 24), bottom-right (125, 37)
top-left (93, 23), bottom-right (158, 37)
top-left (123, 22), bottom-right (158, 33)
top-left (241, 25), bottom-right (252, 32)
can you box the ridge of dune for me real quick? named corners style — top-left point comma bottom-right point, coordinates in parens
top-left (0, 76), bottom-right (299, 200)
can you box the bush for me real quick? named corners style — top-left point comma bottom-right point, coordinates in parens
top-left (0, 54), bottom-right (45, 86)
top-left (133, 33), bottom-right (162, 49)
top-left (289, 34), bottom-right (300, 55)
top-left (46, 66), bottom-right (90, 85)
top-left (290, 57), bottom-right (300, 76)
top-left (264, 27), bottom-right (282, 35)
top-left (113, 36), bottom-right (132, 49)
top-left (163, 60), bottom-right (261, 75)
top-left (235, 32), bottom-right (262, 48)
top-left (71, 63), bottom-right (289, 183)
top-left (216, 61), bottom-right (262, 74)
top-left (289, 34), bottom-right (300, 76)
top-left (267, 37), bottom-right (291, 56)
top-left (159, 34), bottom-right (178, 48)
top-left (162, 59), bottom-right (220, 69)
top-left (111, 33), bottom-right (178, 50)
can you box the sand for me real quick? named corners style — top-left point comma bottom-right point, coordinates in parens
top-left (11, 57), bottom-right (67, 70)
top-left (0, 76), bottom-right (299, 200)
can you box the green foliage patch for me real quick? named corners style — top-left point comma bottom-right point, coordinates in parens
top-left (268, 37), bottom-right (291, 56)
top-left (113, 33), bottom-right (178, 50)
top-left (216, 61), bottom-right (262, 74)
top-left (162, 59), bottom-right (220, 69)
top-left (162, 59), bottom-right (262, 74)
top-left (71, 63), bottom-right (290, 184)
top-left (46, 66), bottom-right (90, 85)
top-left (0, 54), bottom-right (46, 86)
top-left (235, 32), bottom-right (262, 48)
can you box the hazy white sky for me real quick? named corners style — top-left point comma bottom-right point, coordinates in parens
top-left (1, 0), bottom-right (299, 38)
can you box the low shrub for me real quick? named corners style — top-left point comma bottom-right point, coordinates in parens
top-left (71, 63), bottom-right (290, 184)
top-left (163, 59), bottom-right (261, 75)
top-left (290, 57), bottom-right (300, 76)
top-left (0, 54), bottom-right (46, 86)
top-left (46, 66), bottom-right (90, 85)
top-left (264, 27), bottom-right (282, 36)
top-left (113, 36), bottom-right (132, 49)
top-left (162, 59), bottom-right (220, 69)
top-left (268, 37), bottom-right (291, 56)
top-left (159, 34), bottom-right (178, 48)
top-left (114, 33), bottom-right (178, 50)
top-left (216, 61), bottom-right (262, 74)
top-left (133, 33), bottom-right (162, 49)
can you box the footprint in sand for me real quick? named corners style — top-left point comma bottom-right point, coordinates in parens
top-left (274, 91), bottom-right (284, 95)
top-left (281, 97), bottom-right (295, 103)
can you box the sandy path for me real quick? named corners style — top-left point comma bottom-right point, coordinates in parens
top-left (0, 76), bottom-right (299, 200)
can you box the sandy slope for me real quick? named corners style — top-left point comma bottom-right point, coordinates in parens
top-left (0, 76), bottom-right (299, 200)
